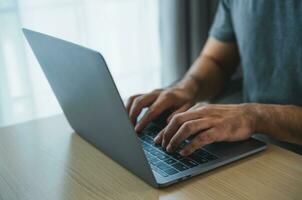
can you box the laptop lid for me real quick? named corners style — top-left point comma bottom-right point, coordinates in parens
top-left (23, 29), bottom-right (157, 187)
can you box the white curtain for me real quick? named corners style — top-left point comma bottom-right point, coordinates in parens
top-left (0, 0), bottom-right (161, 126)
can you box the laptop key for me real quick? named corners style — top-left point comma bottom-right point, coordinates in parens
top-left (180, 158), bottom-right (199, 168)
top-left (195, 149), bottom-right (209, 157)
top-left (163, 168), bottom-right (178, 175)
top-left (149, 157), bottom-right (160, 165)
top-left (189, 154), bottom-right (208, 164)
top-left (171, 153), bottom-right (183, 160)
top-left (205, 154), bottom-right (218, 161)
top-left (153, 150), bottom-right (163, 157)
top-left (145, 131), bottom-right (158, 138)
top-left (144, 138), bottom-right (154, 144)
top-left (165, 158), bottom-right (177, 165)
top-left (149, 148), bottom-right (160, 156)
top-left (140, 135), bottom-right (148, 141)
top-left (146, 135), bottom-right (154, 140)
top-left (145, 152), bottom-right (152, 158)
top-left (156, 153), bottom-right (170, 161)
top-left (144, 146), bottom-right (154, 153)
top-left (155, 145), bottom-right (164, 151)
top-left (141, 142), bottom-right (148, 148)
top-left (147, 154), bottom-right (157, 161)
top-left (156, 162), bottom-right (171, 171)
top-left (172, 162), bottom-right (189, 171)
top-left (152, 167), bottom-right (168, 177)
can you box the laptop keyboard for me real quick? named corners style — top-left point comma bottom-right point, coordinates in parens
top-left (139, 123), bottom-right (219, 177)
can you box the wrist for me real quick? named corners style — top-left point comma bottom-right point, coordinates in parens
top-left (240, 103), bottom-right (263, 134)
top-left (242, 103), bottom-right (281, 136)
top-left (176, 74), bottom-right (203, 99)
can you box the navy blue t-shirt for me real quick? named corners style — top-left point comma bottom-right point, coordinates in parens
top-left (210, 0), bottom-right (302, 106)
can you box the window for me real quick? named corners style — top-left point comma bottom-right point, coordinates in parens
top-left (0, 0), bottom-right (161, 126)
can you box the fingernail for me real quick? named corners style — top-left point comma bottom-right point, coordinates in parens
top-left (166, 144), bottom-right (172, 152)
top-left (180, 150), bottom-right (187, 156)
top-left (161, 141), bottom-right (166, 149)
top-left (154, 136), bottom-right (159, 143)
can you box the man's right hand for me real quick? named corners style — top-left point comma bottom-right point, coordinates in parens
top-left (126, 84), bottom-right (198, 133)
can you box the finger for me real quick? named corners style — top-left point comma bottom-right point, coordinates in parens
top-left (129, 93), bottom-right (158, 125)
top-left (180, 130), bottom-right (222, 156)
top-left (166, 118), bottom-right (213, 152)
top-left (166, 103), bottom-right (194, 123)
top-left (161, 109), bottom-right (205, 148)
top-left (188, 102), bottom-right (209, 111)
top-left (154, 128), bottom-right (165, 144)
top-left (126, 94), bottom-right (142, 113)
top-left (135, 95), bottom-right (174, 132)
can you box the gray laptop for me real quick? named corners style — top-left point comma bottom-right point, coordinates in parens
top-left (23, 29), bottom-right (266, 188)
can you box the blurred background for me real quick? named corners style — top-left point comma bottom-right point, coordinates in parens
top-left (0, 0), bottom-right (218, 127)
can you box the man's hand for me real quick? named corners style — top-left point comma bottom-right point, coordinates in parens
top-left (126, 85), bottom-right (198, 133)
top-left (126, 37), bottom-right (240, 133)
top-left (155, 104), bottom-right (256, 156)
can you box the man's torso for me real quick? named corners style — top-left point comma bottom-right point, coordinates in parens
top-left (230, 0), bottom-right (302, 105)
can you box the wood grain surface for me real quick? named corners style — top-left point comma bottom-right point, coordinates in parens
top-left (0, 115), bottom-right (301, 200)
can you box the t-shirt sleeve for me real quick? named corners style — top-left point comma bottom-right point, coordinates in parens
top-left (209, 0), bottom-right (236, 42)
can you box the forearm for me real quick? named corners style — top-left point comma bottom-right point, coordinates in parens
top-left (177, 55), bottom-right (227, 101)
top-left (175, 37), bottom-right (240, 102)
top-left (247, 103), bottom-right (302, 145)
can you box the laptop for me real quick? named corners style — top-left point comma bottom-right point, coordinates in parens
top-left (23, 29), bottom-right (267, 188)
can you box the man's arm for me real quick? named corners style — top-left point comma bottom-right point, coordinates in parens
top-left (154, 103), bottom-right (302, 156)
top-left (128, 37), bottom-right (240, 132)
top-left (180, 37), bottom-right (240, 102)
top-left (250, 103), bottom-right (302, 145)
top-left (154, 40), bottom-right (302, 154)
top-left (155, 102), bottom-right (302, 156)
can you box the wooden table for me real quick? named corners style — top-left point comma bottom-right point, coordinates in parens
top-left (0, 115), bottom-right (301, 200)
